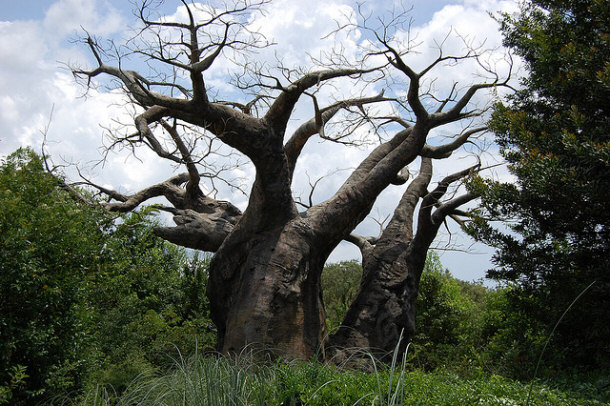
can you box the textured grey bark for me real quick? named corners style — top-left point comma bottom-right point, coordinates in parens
top-left (330, 160), bottom-right (479, 359)
top-left (68, 1), bottom-right (507, 360)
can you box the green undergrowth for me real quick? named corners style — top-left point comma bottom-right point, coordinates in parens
top-left (56, 354), bottom-right (608, 406)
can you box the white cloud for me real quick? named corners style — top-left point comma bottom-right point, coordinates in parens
top-left (0, 21), bottom-right (48, 71)
top-left (0, 0), bottom-right (127, 159)
top-left (43, 0), bottom-right (124, 38)
top-left (0, 0), bottom-right (520, 280)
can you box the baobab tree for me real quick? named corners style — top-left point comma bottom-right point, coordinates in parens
top-left (68, 0), bottom-right (510, 360)
top-left (331, 152), bottom-right (482, 359)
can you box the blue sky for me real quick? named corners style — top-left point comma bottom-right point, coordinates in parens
top-left (0, 0), bottom-right (520, 281)
top-left (1, 1), bottom-right (50, 20)
top-left (0, 1), bottom-right (459, 22)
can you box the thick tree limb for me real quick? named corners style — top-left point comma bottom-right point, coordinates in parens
top-left (284, 92), bottom-right (388, 177)
top-left (431, 192), bottom-right (478, 225)
top-left (421, 127), bottom-right (487, 159)
top-left (414, 163), bottom-right (481, 249)
top-left (338, 127), bottom-right (412, 192)
top-left (377, 158), bottom-right (433, 246)
top-left (154, 207), bottom-right (239, 252)
top-left (345, 233), bottom-right (376, 251)
top-left (264, 67), bottom-right (380, 134)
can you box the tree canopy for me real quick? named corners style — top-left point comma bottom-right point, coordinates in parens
top-left (469, 0), bottom-right (610, 368)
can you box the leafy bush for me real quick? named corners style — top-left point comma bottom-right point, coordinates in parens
top-left (412, 252), bottom-right (488, 370)
top-left (0, 149), bottom-right (215, 403)
top-left (0, 148), bottom-right (107, 404)
top-left (84, 236), bottom-right (216, 392)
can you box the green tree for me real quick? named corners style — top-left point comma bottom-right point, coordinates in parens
top-left (321, 260), bottom-right (363, 333)
top-left (412, 252), bottom-right (487, 370)
top-left (469, 0), bottom-right (610, 369)
top-left (85, 219), bottom-right (216, 391)
top-left (0, 148), bottom-right (107, 404)
top-left (0, 149), bottom-right (215, 403)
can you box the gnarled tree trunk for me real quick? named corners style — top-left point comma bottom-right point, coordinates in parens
top-left (208, 125), bottom-right (431, 359)
top-left (209, 220), bottom-right (327, 358)
top-left (330, 159), bottom-right (479, 358)
top-left (68, 0), bottom-right (506, 360)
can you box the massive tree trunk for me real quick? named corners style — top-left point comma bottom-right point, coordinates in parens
top-left (330, 159), bottom-right (479, 358)
top-left (208, 125), bottom-right (431, 359)
top-left (330, 158), bottom-right (433, 357)
top-left (330, 245), bottom-right (427, 358)
top-left (69, 1), bottom-right (507, 360)
top-left (209, 220), bottom-right (327, 358)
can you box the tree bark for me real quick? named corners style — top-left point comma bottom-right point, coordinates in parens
top-left (330, 159), bottom-right (479, 359)
top-left (209, 219), bottom-right (328, 359)
top-left (330, 158), bottom-right (432, 358)
top-left (69, 0), bottom-right (504, 361)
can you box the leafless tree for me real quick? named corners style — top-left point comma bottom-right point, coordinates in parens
top-left (69, 0), bottom-right (510, 360)
top-left (331, 154), bottom-right (483, 359)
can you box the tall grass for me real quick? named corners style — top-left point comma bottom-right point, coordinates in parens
top-left (108, 353), bottom-right (278, 406)
top-left (63, 346), bottom-right (607, 406)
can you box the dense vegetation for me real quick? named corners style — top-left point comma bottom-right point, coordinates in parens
top-left (1, 1), bottom-right (609, 401)
top-left (0, 149), bottom-right (214, 405)
top-left (73, 357), bottom-right (607, 406)
top-left (468, 0), bottom-right (610, 371)
top-left (2, 149), bottom-right (608, 405)
top-left (3, 148), bottom-right (610, 404)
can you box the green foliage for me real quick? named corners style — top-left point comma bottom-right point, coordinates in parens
top-left (70, 355), bottom-right (608, 406)
top-left (83, 212), bottom-right (216, 390)
top-left (412, 252), bottom-right (488, 370)
top-left (0, 365), bottom-right (28, 405)
top-left (469, 0), bottom-right (610, 371)
top-left (321, 260), bottom-right (362, 332)
top-left (0, 148), bottom-right (215, 403)
top-left (0, 148), bottom-right (108, 404)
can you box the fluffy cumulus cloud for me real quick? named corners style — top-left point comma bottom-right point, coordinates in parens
top-left (0, 0), bottom-right (176, 191)
top-left (1, 1), bottom-right (121, 157)
top-left (0, 20), bottom-right (51, 148)
top-left (0, 0), bottom-right (520, 280)
top-left (43, 0), bottom-right (124, 37)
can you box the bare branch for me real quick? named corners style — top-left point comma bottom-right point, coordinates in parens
top-left (421, 126), bottom-right (487, 159)
top-left (413, 162), bottom-right (482, 249)
top-left (294, 172), bottom-right (324, 209)
top-left (284, 92), bottom-right (388, 176)
top-left (264, 67), bottom-right (382, 134)
top-left (378, 39), bottom-right (428, 120)
top-left (158, 119), bottom-right (202, 196)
